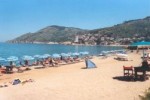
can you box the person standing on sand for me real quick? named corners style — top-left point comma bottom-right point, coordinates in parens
top-left (85, 57), bottom-right (88, 68)
top-left (10, 61), bottom-right (15, 70)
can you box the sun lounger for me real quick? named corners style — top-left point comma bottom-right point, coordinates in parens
top-left (4, 66), bottom-right (14, 74)
top-left (116, 54), bottom-right (128, 61)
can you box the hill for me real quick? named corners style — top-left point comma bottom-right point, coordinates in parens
top-left (80, 16), bottom-right (150, 45)
top-left (8, 25), bottom-right (87, 43)
top-left (8, 16), bottom-right (150, 45)
top-left (90, 16), bottom-right (150, 38)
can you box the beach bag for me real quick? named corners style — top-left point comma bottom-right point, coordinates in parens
top-left (12, 79), bottom-right (21, 85)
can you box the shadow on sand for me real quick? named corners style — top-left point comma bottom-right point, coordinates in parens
top-left (113, 76), bottom-right (135, 82)
top-left (81, 67), bottom-right (97, 69)
top-left (113, 75), bottom-right (149, 82)
top-left (114, 58), bottom-right (133, 61)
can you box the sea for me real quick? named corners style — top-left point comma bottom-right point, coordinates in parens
top-left (0, 43), bottom-right (123, 65)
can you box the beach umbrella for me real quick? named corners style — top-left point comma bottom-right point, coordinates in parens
top-left (130, 41), bottom-right (150, 59)
top-left (6, 56), bottom-right (18, 62)
top-left (67, 52), bottom-right (72, 56)
top-left (22, 55), bottom-right (34, 60)
top-left (72, 52), bottom-right (80, 56)
top-left (33, 55), bottom-right (41, 58)
top-left (37, 54), bottom-right (51, 59)
top-left (33, 55), bottom-right (47, 60)
top-left (80, 51), bottom-right (89, 55)
top-left (43, 54), bottom-right (51, 58)
top-left (38, 55), bottom-right (46, 59)
top-left (61, 53), bottom-right (70, 57)
top-left (52, 53), bottom-right (61, 58)
top-left (130, 41), bottom-right (150, 46)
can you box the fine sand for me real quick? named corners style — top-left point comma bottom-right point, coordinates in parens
top-left (0, 51), bottom-right (150, 100)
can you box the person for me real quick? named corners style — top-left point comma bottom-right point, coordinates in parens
top-left (32, 59), bottom-right (40, 66)
top-left (134, 59), bottom-right (150, 80)
top-left (24, 60), bottom-right (29, 66)
top-left (0, 64), bottom-right (5, 74)
top-left (10, 61), bottom-right (15, 70)
top-left (49, 58), bottom-right (56, 67)
top-left (40, 60), bottom-right (46, 67)
top-left (60, 56), bottom-right (63, 60)
top-left (85, 57), bottom-right (88, 68)
top-left (15, 61), bottom-right (24, 73)
top-left (147, 53), bottom-right (150, 59)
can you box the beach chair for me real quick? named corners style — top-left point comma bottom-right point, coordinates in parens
top-left (134, 67), bottom-right (150, 81)
top-left (5, 66), bottom-right (14, 74)
top-left (0, 68), bottom-right (6, 74)
top-left (134, 60), bottom-right (150, 81)
top-left (123, 66), bottom-right (133, 77)
top-left (15, 66), bottom-right (24, 73)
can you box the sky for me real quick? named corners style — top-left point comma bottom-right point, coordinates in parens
top-left (0, 0), bottom-right (150, 41)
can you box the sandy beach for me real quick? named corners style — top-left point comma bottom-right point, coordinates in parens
top-left (0, 51), bottom-right (150, 100)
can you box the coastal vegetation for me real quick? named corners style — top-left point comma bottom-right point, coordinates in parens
top-left (8, 16), bottom-right (150, 45)
top-left (139, 88), bottom-right (150, 100)
top-left (8, 25), bottom-right (87, 43)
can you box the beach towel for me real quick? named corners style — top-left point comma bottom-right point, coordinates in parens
top-left (21, 79), bottom-right (34, 85)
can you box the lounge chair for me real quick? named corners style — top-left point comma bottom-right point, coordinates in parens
top-left (5, 66), bottom-right (14, 74)
top-left (134, 59), bottom-right (150, 81)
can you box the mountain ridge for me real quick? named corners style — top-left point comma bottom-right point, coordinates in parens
top-left (8, 25), bottom-right (88, 43)
top-left (8, 16), bottom-right (150, 45)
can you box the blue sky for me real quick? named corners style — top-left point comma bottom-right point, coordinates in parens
top-left (0, 0), bottom-right (150, 41)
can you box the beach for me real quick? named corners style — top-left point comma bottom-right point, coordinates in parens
top-left (0, 51), bottom-right (150, 100)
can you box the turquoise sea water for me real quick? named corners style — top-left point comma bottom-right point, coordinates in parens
top-left (0, 43), bottom-right (123, 58)
top-left (0, 43), bottom-right (123, 65)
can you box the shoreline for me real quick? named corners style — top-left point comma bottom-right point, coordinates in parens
top-left (5, 42), bottom-right (128, 47)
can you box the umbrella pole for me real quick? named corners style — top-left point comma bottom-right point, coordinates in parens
top-left (142, 46), bottom-right (145, 60)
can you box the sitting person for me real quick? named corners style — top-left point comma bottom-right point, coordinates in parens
top-left (6, 61), bottom-right (15, 72)
top-left (32, 60), bottom-right (39, 66)
top-left (134, 59), bottom-right (150, 79)
top-left (0, 65), bottom-right (6, 74)
top-left (73, 56), bottom-right (80, 62)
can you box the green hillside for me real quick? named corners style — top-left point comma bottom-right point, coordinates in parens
top-left (9, 25), bottom-right (87, 43)
top-left (8, 16), bottom-right (150, 44)
top-left (90, 16), bottom-right (150, 38)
